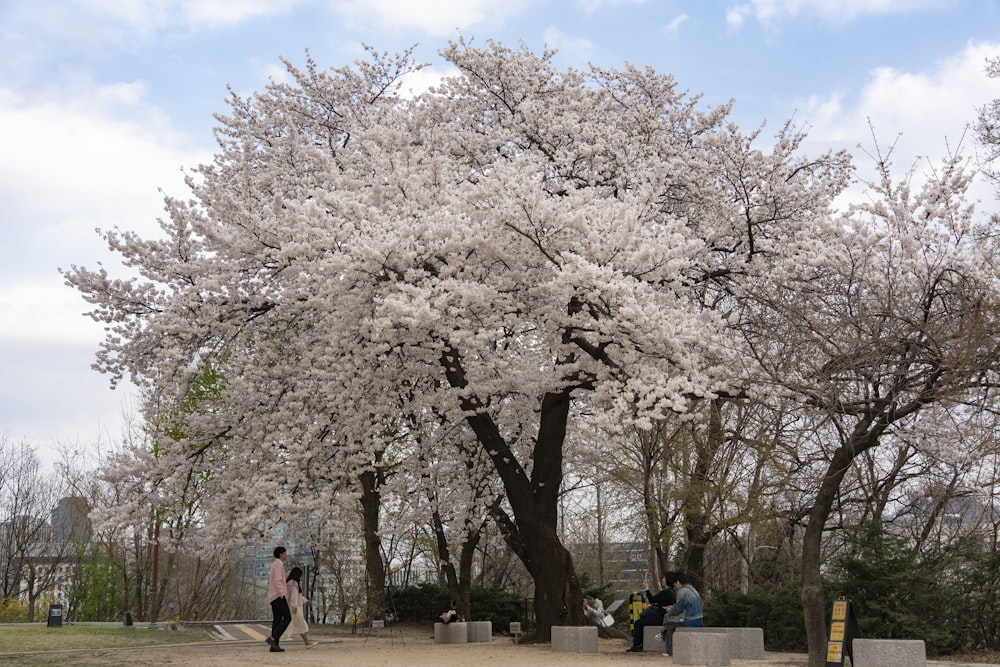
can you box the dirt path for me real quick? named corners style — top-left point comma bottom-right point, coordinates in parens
top-left (15, 625), bottom-right (1000, 666)
top-left (14, 626), bottom-right (811, 666)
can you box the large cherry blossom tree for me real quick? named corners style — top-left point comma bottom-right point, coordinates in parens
top-left (64, 41), bottom-right (853, 637)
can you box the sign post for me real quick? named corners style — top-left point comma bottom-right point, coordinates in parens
top-left (628, 591), bottom-right (644, 632)
top-left (825, 598), bottom-right (861, 666)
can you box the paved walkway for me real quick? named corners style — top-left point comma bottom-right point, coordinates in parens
top-left (208, 623), bottom-right (271, 642)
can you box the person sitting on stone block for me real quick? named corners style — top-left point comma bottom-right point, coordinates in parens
top-left (583, 593), bottom-right (606, 626)
top-left (658, 571), bottom-right (703, 656)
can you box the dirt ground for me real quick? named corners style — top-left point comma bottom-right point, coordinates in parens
top-left (19, 625), bottom-right (812, 666)
top-left (16, 625), bottom-right (1000, 666)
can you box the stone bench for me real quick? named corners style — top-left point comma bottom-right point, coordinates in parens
top-left (674, 631), bottom-right (731, 666)
top-left (677, 626), bottom-right (764, 659)
top-left (551, 625), bottom-right (598, 653)
top-left (433, 621), bottom-right (467, 643)
top-left (852, 638), bottom-right (926, 667)
top-left (642, 625), bottom-right (663, 652)
top-left (467, 620), bottom-right (492, 642)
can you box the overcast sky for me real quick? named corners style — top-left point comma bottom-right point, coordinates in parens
top-left (1, 0), bottom-right (999, 463)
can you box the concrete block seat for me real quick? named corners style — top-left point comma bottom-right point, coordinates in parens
top-left (551, 625), bottom-right (598, 653)
top-left (466, 620), bottom-right (492, 642)
top-left (676, 626), bottom-right (764, 659)
top-left (674, 631), bottom-right (731, 666)
top-left (643, 625), bottom-right (664, 652)
top-left (852, 638), bottom-right (926, 667)
top-left (433, 621), bottom-right (467, 643)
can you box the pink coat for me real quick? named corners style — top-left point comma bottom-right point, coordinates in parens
top-left (267, 558), bottom-right (287, 603)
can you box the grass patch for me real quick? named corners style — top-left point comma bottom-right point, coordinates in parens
top-left (0, 624), bottom-right (214, 654)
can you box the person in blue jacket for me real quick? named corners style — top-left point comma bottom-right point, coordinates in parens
top-left (659, 571), bottom-right (703, 656)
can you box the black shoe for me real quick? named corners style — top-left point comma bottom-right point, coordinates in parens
top-left (626, 646), bottom-right (642, 652)
top-left (266, 637), bottom-right (277, 648)
top-left (270, 646), bottom-right (285, 652)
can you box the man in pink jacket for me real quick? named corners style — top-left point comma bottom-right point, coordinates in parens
top-left (265, 546), bottom-right (291, 652)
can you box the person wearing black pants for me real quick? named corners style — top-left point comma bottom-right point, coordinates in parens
top-left (265, 546), bottom-right (291, 652)
top-left (626, 572), bottom-right (676, 652)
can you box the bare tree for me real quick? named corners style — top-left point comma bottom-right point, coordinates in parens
top-left (0, 437), bottom-right (78, 621)
top-left (741, 149), bottom-right (1000, 666)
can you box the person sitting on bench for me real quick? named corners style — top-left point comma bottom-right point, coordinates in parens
top-left (660, 571), bottom-right (703, 656)
top-left (626, 572), bottom-right (676, 652)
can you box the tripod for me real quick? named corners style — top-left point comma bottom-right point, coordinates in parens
top-left (363, 552), bottom-right (404, 646)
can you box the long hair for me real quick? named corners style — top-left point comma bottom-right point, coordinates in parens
top-left (286, 566), bottom-right (303, 584)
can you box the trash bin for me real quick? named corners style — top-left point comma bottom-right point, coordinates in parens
top-left (47, 603), bottom-right (63, 628)
top-left (122, 611), bottom-right (134, 628)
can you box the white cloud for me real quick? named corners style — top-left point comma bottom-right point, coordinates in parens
top-left (727, 0), bottom-right (951, 26)
top-left (332, 0), bottom-right (532, 38)
top-left (0, 83), bottom-right (206, 236)
top-left (0, 77), bottom-right (192, 448)
top-left (178, 0), bottom-right (306, 27)
top-left (71, 0), bottom-right (306, 30)
top-left (663, 14), bottom-right (689, 36)
top-left (0, 279), bottom-right (106, 346)
top-left (798, 41), bottom-right (1000, 206)
top-left (803, 41), bottom-right (1000, 154)
top-left (726, 5), bottom-right (750, 29)
top-left (542, 27), bottom-right (595, 61)
top-left (0, 83), bottom-right (210, 357)
top-left (0, 337), bottom-right (137, 452)
top-left (399, 66), bottom-right (459, 98)
top-left (576, 0), bottom-right (649, 15)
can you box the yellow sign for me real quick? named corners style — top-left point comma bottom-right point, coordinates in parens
top-left (830, 621), bottom-right (845, 641)
top-left (832, 601), bottom-right (848, 620)
top-left (827, 642), bottom-right (843, 661)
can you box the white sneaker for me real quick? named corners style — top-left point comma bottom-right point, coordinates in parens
top-left (654, 633), bottom-right (661, 641)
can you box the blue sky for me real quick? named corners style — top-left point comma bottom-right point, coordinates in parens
top-left (2, 0), bottom-right (999, 462)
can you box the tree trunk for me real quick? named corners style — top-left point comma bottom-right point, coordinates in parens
top-left (801, 434), bottom-right (874, 667)
top-left (431, 509), bottom-right (481, 621)
top-left (359, 469), bottom-right (386, 621)
top-left (638, 426), bottom-right (664, 583)
top-left (457, 526), bottom-right (481, 619)
top-left (681, 400), bottom-right (725, 588)
top-left (441, 345), bottom-right (583, 639)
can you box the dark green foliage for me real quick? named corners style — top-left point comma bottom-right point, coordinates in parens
top-left (955, 547), bottom-right (1000, 649)
top-left (471, 586), bottom-right (528, 626)
top-left (388, 583), bottom-right (526, 627)
top-left (708, 583), bottom-right (806, 650)
top-left (709, 525), bottom-right (1000, 656)
top-left (388, 582), bottom-right (445, 623)
top-left (826, 523), bottom-right (960, 654)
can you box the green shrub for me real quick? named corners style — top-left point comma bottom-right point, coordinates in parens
top-left (0, 597), bottom-right (29, 623)
top-left (707, 583), bottom-right (806, 651)
top-left (388, 583), bottom-right (526, 627)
